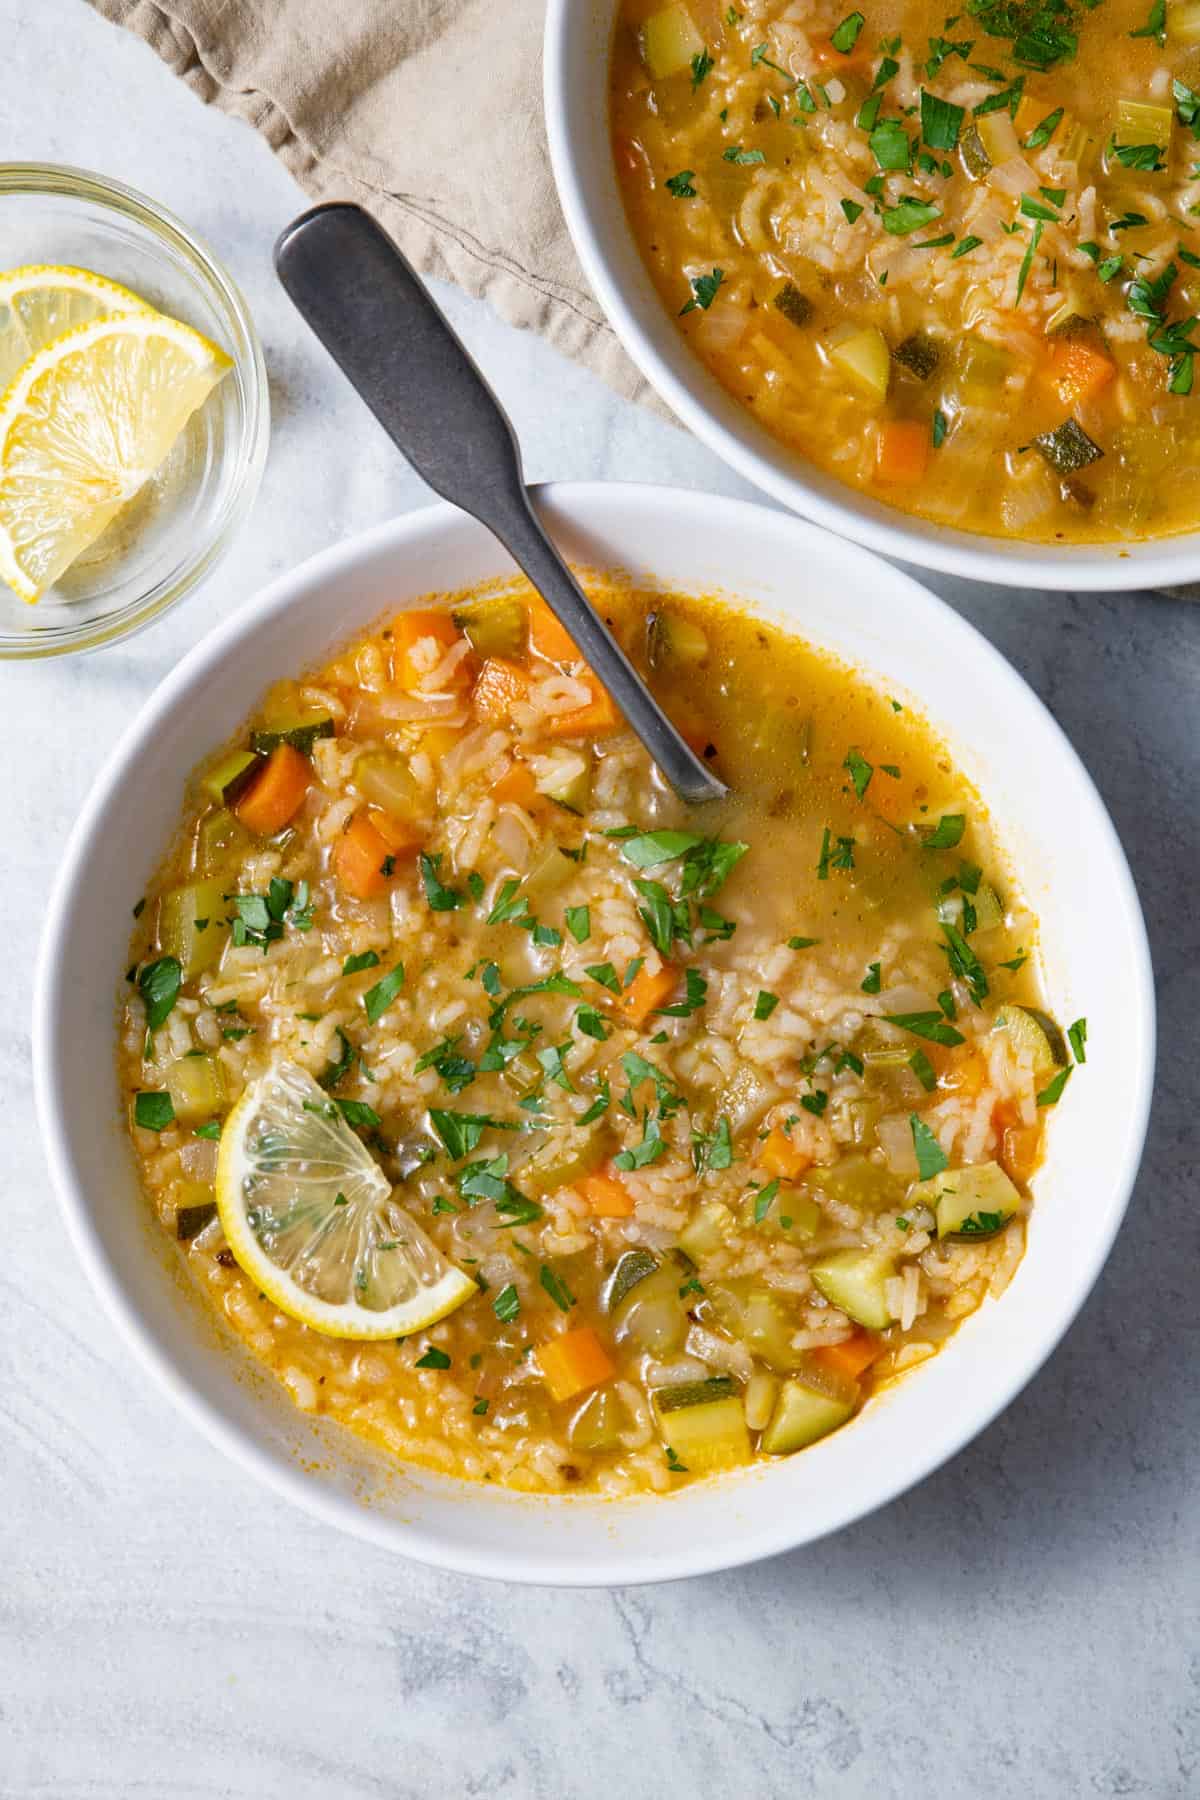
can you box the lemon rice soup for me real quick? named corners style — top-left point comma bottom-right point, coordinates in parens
top-left (611, 0), bottom-right (1200, 543)
top-left (119, 582), bottom-right (1083, 1496)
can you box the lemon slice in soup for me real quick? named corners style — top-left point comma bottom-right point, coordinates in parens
top-left (0, 264), bottom-right (155, 391)
top-left (216, 1061), bottom-right (476, 1339)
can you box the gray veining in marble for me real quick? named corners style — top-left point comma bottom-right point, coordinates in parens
top-left (3, 4), bottom-right (1197, 1795)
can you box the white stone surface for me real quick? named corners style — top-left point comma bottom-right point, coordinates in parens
top-left (3, 4), bottom-right (1197, 1795)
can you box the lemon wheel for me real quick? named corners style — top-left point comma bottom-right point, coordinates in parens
top-left (0, 309), bottom-right (231, 602)
top-left (215, 1061), bottom-right (477, 1340)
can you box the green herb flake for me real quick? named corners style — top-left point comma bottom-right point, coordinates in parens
top-left (844, 745), bottom-right (874, 798)
top-left (841, 198), bottom-right (865, 223)
top-left (363, 965), bottom-right (405, 1024)
top-left (343, 950), bottom-right (381, 976)
top-left (665, 169), bottom-right (697, 197)
top-left (415, 1346), bottom-right (451, 1370)
top-left (886, 1009), bottom-right (966, 1047)
top-left (920, 88), bottom-right (965, 149)
top-left (691, 46), bottom-right (714, 88)
top-left (753, 1178), bottom-right (780, 1224)
top-left (1025, 106), bottom-right (1064, 148)
top-left (419, 852), bottom-right (464, 912)
top-left (540, 1265), bottom-right (576, 1312)
top-left (493, 1283), bottom-right (520, 1323)
top-left (910, 1112), bottom-right (949, 1179)
top-left (680, 268), bottom-right (725, 315)
top-left (831, 10), bottom-right (865, 52)
top-left (565, 905), bottom-right (591, 944)
top-left (1068, 1016), bottom-right (1088, 1063)
top-left (754, 990), bottom-right (780, 1020)
top-left (134, 1090), bottom-right (175, 1132)
top-left (861, 961), bottom-right (882, 994)
top-left (910, 1048), bottom-right (937, 1091)
top-left (881, 196), bottom-right (943, 236)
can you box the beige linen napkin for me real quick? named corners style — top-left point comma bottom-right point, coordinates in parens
top-left (87, 0), bottom-right (657, 405)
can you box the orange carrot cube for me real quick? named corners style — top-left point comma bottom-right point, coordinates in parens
top-left (234, 744), bottom-right (310, 837)
top-left (578, 1169), bottom-right (634, 1218)
top-left (760, 1125), bottom-right (812, 1181)
top-left (537, 1327), bottom-right (616, 1403)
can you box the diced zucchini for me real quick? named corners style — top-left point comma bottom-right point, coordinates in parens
top-left (1058, 119), bottom-right (1094, 166)
top-left (201, 748), bottom-right (260, 806)
top-left (811, 1247), bottom-right (897, 1329)
top-left (1115, 99), bottom-right (1172, 150)
top-left (519, 1127), bottom-right (608, 1197)
top-left (959, 123), bottom-right (992, 178)
top-left (772, 282), bottom-right (814, 329)
top-left (158, 879), bottom-right (229, 979)
top-left (893, 333), bottom-right (940, 381)
top-left (605, 1248), bottom-right (659, 1312)
top-left (911, 1159), bottom-right (1023, 1237)
top-left (1044, 295), bottom-right (1092, 337)
top-left (165, 1054), bottom-right (226, 1124)
top-left (195, 808), bottom-right (252, 878)
top-left (657, 1393), bottom-right (751, 1472)
top-left (977, 110), bottom-right (1019, 166)
top-left (760, 1374), bottom-right (856, 1454)
top-left (535, 750), bottom-right (592, 814)
top-left (958, 335), bottom-right (1009, 402)
top-left (646, 609), bottom-right (711, 670)
top-left (250, 713), bottom-right (334, 757)
top-left (973, 881), bottom-right (1005, 931)
top-left (738, 1289), bottom-right (804, 1372)
top-left (655, 1375), bottom-right (737, 1411)
top-left (995, 1003), bottom-right (1067, 1073)
top-left (829, 325), bottom-right (891, 401)
top-left (499, 1048), bottom-right (544, 1095)
top-left (799, 1154), bottom-right (903, 1214)
top-left (1034, 418), bottom-right (1103, 474)
top-left (354, 751), bottom-right (422, 818)
top-left (175, 1183), bottom-right (217, 1241)
top-left (612, 1266), bottom-right (689, 1355)
top-left (640, 4), bottom-right (705, 79)
top-left (568, 1386), bottom-right (628, 1452)
top-left (677, 1199), bottom-right (732, 1262)
top-left (452, 595), bottom-right (526, 658)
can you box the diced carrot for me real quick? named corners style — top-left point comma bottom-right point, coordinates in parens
top-left (472, 656), bottom-right (530, 724)
top-left (391, 610), bottom-right (465, 690)
top-left (760, 1125), bottom-right (812, 1181)
top-left (875, 419), bottom-right (931, 487)
top-left (537, 1327), bottom-right (616, 1403)
top-left (1044, 338), bottom-right (1116, 409)
top-left (812, 1330), bottom-right (883, 1382)
top-left (543, 676), bottom-right (622, 738)
top-left (993, 1099), bottom-right (1041, 1184)
top-left (332, 811), bottom-right (395, 900)
top-left (941, 1048), bottom-right (987, 1096)
top-left (527, 595), bottom-right (579, 665)
top-left (578, 1168), bottom-right (634, 1219)
top-left (491, 760), bottom-right (539, 807)
top-left (365, 806), bottom-right (424, 855)
top-left (616, 962), bottom-right (678, 1026)
top-left (234, 744), bottom-right (310, 837)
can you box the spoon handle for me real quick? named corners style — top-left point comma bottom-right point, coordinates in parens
top-left (274, 202), bottom-right (726, 807)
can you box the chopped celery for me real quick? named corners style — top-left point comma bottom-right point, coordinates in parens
top-left (1115, 99), bottom-right (1172, 150)
top-left (912, 1159), bottom-right (1022, 1237)
top-left (201, 749), bottom-right (260, 806)
top-left (799, 1153), bottom-right (903, 1213)
top-left (195, 808), bottom-right (252, 878)
top-left (973, 882), bottom-right (1005, 931)
top-left (519, 1127), bottom-right (608, 1197)
top-left (646, 609), bottom-right (711, 669)
top-left (829, 325), bottom-right (891, 401)
top-left (641, 4), bottom-right (705, 79)
top-left (1058, 119), bottom-right (1094, 166)
top-left (958, 335), bottom-right (1010, 403)
top-left (452, 595), bottom-right (526, 658)
top-left (654, 1389), bottom-right (751, 1472)
top-left (995, 1003), bottom-right (1067, 1072)
top-left (251, 713), bottom-right (334, 756)
top-left (354, 751), bottom-right (422, 818)
top-left (158, 879), bottom-right (229, 978)
top-left (760, 1374), bottom-right (856, 1453)
top-left (165, 1054), bottom-right (226, 1123)
top-left (568, 1386), bottom-right (628, 1452)
top-left (605, 1248), bottom-right (659, 1312)
top-left (811, 1247), bottom-right (898, 1328)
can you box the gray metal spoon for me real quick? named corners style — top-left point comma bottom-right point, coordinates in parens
top-left (273, 202), bottom-right (726, 807)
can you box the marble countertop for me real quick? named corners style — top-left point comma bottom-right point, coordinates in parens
top-left (5, 4), bottom-right (1197, 1795)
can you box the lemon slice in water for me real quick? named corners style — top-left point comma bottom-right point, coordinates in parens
top-left (0, 309), bottom-right (231, 602)
top-left (216, 1061), bottom-right (476, 1340)
top-left (0, 264), bottom-right (154, 391)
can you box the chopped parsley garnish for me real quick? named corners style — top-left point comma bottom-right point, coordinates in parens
top-left (680, 268), bottom-right (725, 315)
top-left (1024, 106), bottom-right (1063, 148)
top-left (754, 990), bottom-right (780, 1020)
top-left (342, 950), bottom-right (381, 976)
top-left (844, 745), bottom-right (874, 798)
top-left (493, 1283), bottom-right (520, 1323)
top-left (958, 1209), bottom-right (1007, 1235)
top-left (841, 198), bottom-right (864, 223)
top-left (565, 904), bottom-right (590, 943)
top-left (932, 408), bottom-right (949, 447)
top-left (691, 47), bottom-right (714, 88)
top-left (574, 1004), bottom-right (611, 1041)
top-left (415, 1346), bottom-right (451, 1370)
top-left (194, 1121), bottom-right (221, 1141)
top-left (413, 1034), bottom-right (475, 1093)
top-left (585, 961), bottom-right (620, 993)
top-left (753, 1178), bottom-right (780, 1224)
top-left (1111, 141), bottom-right (1164, 172)
top-left (540, 1265), bottom-right (575, 1312)
top-left (418, 852), bottom-right (464, 911)
top-left (801, 1089), bottom-right (828, 1116)
top-left (921, 812), bottom-right (966, 849)
top-left (830, 10), bottom-right (865, 53)
top-left (317, 1027), bottom-right (356, 1092)
top-left (335, 1097), bottom-right (380, 1129)
top-left (693, 1115), bottom-right (735, 1172)
top-left (613, 1114), bottom-right (667, 1171)
top-left (134, 1090), bottom-right (174, 1132)
top-left (138, 956), bottom-right (182, 1032)
top-left (722, 144), bottom-right (766, 165)
top-left (861, 961), bottom-right (882, 994)
top-left (665, 170), bottom-right (697, 197)
top-left (1016, 219), bottom-right (1044, 304)
top-left (1067, 1017), bottom-right (1087, 1063)
top-left (886, 1010), bottom-right (965, 1047)
top-left (788, 935), bottom-right (820, 950)
top-left (880, 197), bottom-right (943, 236)
top-left (656, 967), bottom-right (709, 1017)
top-left (1129, 0), bottom-right (1165, 44)
top-left (920, 90), bottom-right (964, 150)
top-left (363, 965), bottom-right (404, 1024)
top-left (429, 1110), bottom-right (515, 1160)
top-left (909, 1048), bottom-right (937, 1092)
top-left (472, 1397), bottom-right (489, 1415)
top-left (910, 1112), bottom-right (948, 1180)
top-left (870, 118), bottom-right (912, 172)
top-left (1036, 1065), bottom-right (1073, 1105)
top-left (578, 1078), bottom-right (611, 1125)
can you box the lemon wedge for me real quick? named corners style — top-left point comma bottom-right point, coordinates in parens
top-left (0, 264), bottom-right (154, 392)
top-left (215, 1061), bottom-right (477, 1340)
top-left (0, 310), bottom-right (231, 602)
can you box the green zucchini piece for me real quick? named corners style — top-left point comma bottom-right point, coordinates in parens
top-left (773, 281), bottom-right (814, 329)
top-left (201, 749), bottom-right (260, 806)
top-left (760, 1375), bottom-right (856, 1454)
top-left (452, 595), bottom-right (527, 658)
top-left (913, 1159), bottom-right (1022, 1238)
top-left (640, 4), bottom-right (705, 79)
top-left (995, 1003), bottom-right (1067, 1073)
top-left (568, 1386), bottom-right (628, 1452)
top-left (893, 333), bottom-right (940, 381)
top-left (606, 1248), bottom-right (659, 1312)
top-left (959, 123), bottom-right (992, 177)
top-left (654, 1391), bottom-right (751, 1471)
top-left (973, 881), bottom-right (1004, 931)
top-left (676, 1199), bottom-right (731, 1262)
top-left (655, 1375), bottom-right (736, 1412)
top-left (195, 808), bottom-right (252, 878)
top-left (518, 1127), bottom-right (609, 1197)
top-left (165, 1054), bottom-right (226, 1123)
top-left (538, 758), bottom-right (592, 815)
top-left (646, 609), bottom-right (711, 670)
top-left (250, 713), bottom-right (334, 757)
top-left (158, 879), bottom-right (229, 979)
top-left (1034, 418), bottom-right (1103, 474)
top-left (176, 1194), bottom-right (217, 1241)
top-left (737, 1289), bottom-right (805, 1372)
top-left (811, 1247), bottom-right (898, 1329)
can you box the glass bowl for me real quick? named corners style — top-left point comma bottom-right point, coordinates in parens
top-left (0, 164), bottom-right (269, 658)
